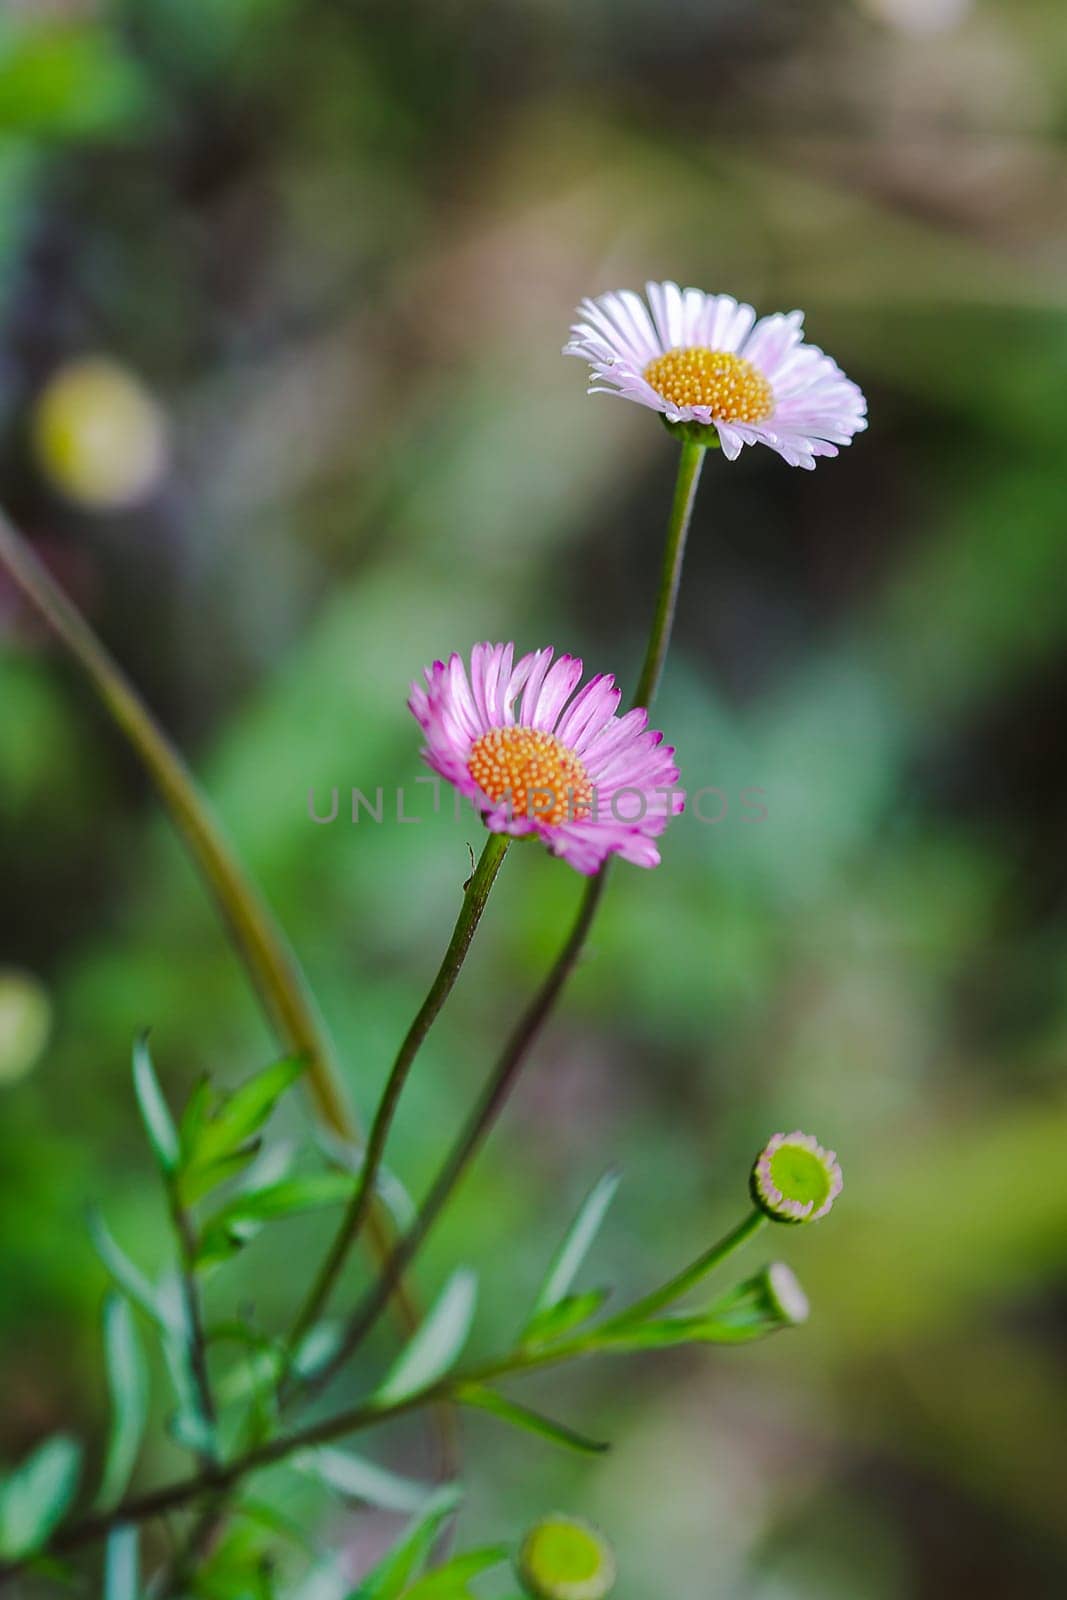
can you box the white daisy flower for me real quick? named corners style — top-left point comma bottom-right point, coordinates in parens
top-left (564, 280), bottom-right (867, 470)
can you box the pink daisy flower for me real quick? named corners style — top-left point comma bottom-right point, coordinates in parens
top-left (564, 280), bottom-right (867, 470)
top-left (408, 643), bottom-right (684, 875)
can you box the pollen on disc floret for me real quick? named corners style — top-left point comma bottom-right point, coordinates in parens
top-left (468, 725), bottom-right (594, 825)
top-left (643, 347), bottom-right (774, 423)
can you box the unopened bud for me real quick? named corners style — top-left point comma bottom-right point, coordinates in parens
top-left (517, 1515), bottom-right (616, 1600)
top-left (751, 1130), bottom-right (842, 1224)
top-left (706, 1262), bottom-right (810, 1339)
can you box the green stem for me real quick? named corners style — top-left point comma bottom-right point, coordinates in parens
top-left (305, 435), bottom-right (708, 1394)
top-left (603, 1210), bottom-right (767, 1328)
top-left (165, 1183), bottom-right (218, 1473)
top-left (0, 514), bottom-right (426, 1363)
top-left (305, 869), bottom-right (609, 1395)
top-left (631, 436), bottom-right (705, 710)
top-left (284, 832), bottom-right (511, 1360)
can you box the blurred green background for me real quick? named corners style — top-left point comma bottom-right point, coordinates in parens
top-left (1, 0), bottom-right (1066, 1595)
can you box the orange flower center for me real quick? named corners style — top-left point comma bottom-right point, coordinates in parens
top-left (468, 726), bottom-right (593, 825)
top-left (643, 347), bottom-right (773, 422)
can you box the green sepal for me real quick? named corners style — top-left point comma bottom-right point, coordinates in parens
top-left (660, 415), bottom-right (722, 447)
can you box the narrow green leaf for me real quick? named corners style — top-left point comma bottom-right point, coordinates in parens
top-left (293, 1447), bottom-right (434, 1513)
top-left (375, 1271), bottom-right (477, 1408)
top-left (456, 1385), bottom-right (609, 1456)
top-left (104, 1525), bottom-right (139, 1600)
top-left (210, 1318), bottom-right (338, 1406)
top-left (88, 1210), bottom-right (174, 1331)
top-left (131, 1033), bottom-right (180, 1175)
top-left (192, 1515), bottom-right (276, 1600)
top-left (155, 1275), bottom-right (218, 1459)
top-left (232, 1498), bottom-right (315, 1556)
top-left (213, 1345), bottom-right (283, 1409)
top-left (293, 1320), bottom-right (343, 1381)
top-left (96, 1297), bottom-right (148, 1511)
top-left (530, 1171), bottom-right (620, 1321)
top-left (188, 1054), bottom-right (306, 1171)
top-left (361, 1485), bottom-right (464, 1598)
top-left (521, 1288), bottom-right (610, 1348)
top-left (188, 1144), bottom-right (296, 1268)
top-left (196, 1173), bottom-right (355, 1268)
top-left (179, 1140), bottom-right (262, 1206)
top-left (178, 1072), bottom-right (214, 1156)
top-left (290, 1554), bottom-right (350, 1600)
top-left (192, 1227), bottom-right (249, 1272)
top-left (0, 1435), bottom-right (82, 1559)
top-left (403, 1546), bottom-right (510, 1598)
top-left (209, 1172), bottom-right (356, 1227)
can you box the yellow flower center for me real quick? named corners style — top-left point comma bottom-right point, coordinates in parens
top-left (468, 726), bottom-right (593, 825)
top-left (643, 347), bottom-right (774, 422)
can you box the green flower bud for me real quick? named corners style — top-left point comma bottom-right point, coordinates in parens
top-left (517, 1515), bottom-right (617, 1600)
top-left (706, 1262), bottom-right (810, 1338)
top-left (750, 1130), bottom-right (842, 1224)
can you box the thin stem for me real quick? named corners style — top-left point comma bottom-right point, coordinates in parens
top-left (305, 869), bottom-right (609, 1395)
top-left (604, 1211), bottom-right (767, 1328)
top-left (631, 435), bottom-right (705, 711)
top-left (165, 1185), bottom-right (218, 1472)
top-left (285, 832), bottom-right (511, 1359)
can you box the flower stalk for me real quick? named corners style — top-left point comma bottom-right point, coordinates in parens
top-left (284, 831), bottom-right (511, 1362)
top-left (304, 868), bottom-right (611, 1394)
top-left (632, 434), bottom-right (705, 710)
top-left (605, 1210), bottom-right (767, 1328)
